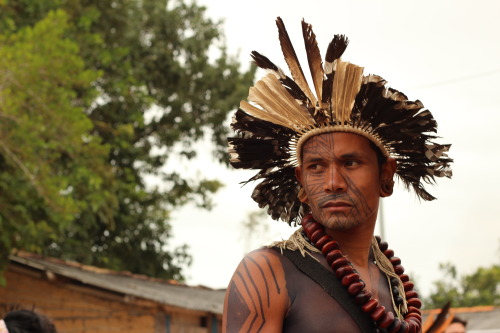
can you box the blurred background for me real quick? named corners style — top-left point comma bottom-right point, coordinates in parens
top-left (1, 0), bottom-right (499, 317)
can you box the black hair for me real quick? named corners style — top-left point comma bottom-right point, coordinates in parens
top-left (3, 310), bottom-right (57, 333)
top-left (450, 316), bottom-right (467, 327)
top-left (369, 141), bottom-right (388, 172)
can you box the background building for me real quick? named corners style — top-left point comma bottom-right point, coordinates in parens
top-left (0, 252), bottom-right (225, 333)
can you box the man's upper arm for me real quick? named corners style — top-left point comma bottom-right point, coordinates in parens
top-left (222, 249), bottom-right (288, 333)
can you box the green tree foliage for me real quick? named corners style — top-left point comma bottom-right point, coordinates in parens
top-left (0, 10), bottom-right (112, 284)
top-left (425, 262), bottom-right (500, 308)
top-left (0, 0), bottom-right (255, 281)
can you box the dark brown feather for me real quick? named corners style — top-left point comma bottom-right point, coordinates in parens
top-left (275, 17), bottom-right (317, 105)
top-left (322, 35), bottom-right (349, 105)
top-left (301, 19), bottom-right (324, 102)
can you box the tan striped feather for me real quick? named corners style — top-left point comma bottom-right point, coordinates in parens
top-left (332, 60), bottom-right (363, 123)
top-left (248, 86), bottom-right (291, 127)
top-left (260, 75), bottom-right (315, 125)
top-left (252, 80), bottom-right (295, 124)
top-left (244, 75), bottom-right (314, 129)
top-left (301, 19), bottom-right (324, 106)
top-left (276, 17), bottom-right (317, 106)
top-left (239, 100), bottom-right (290, 128)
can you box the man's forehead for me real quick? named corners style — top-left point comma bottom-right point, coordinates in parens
top-left (301, 132), bottom-right (375, 156)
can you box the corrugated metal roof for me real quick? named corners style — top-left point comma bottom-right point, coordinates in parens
top-left (458, 308), bottom-right (500, 330)
top-left (423, 306), bottom-right (500, 331)
top-left (9, 252), bottom-right (226, 315)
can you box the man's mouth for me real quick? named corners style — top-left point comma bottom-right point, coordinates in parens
top-left (321, 201), bottom-right (351, 207)
top-left (320, 201), bottom-right (352, 212)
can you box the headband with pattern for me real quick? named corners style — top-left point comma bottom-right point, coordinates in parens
top-left (228, 17), bottom-right (453, 225)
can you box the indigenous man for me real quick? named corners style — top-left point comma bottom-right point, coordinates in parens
top-left (223, 17), bottom-right (452, 333)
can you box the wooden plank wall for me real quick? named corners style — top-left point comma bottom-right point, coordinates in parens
top-left (0, 264), bottom-right (213, 333)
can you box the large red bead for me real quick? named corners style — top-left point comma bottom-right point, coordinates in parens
top-left (341, 273), bottom-right (360, 287)
top-left (393, 265), bottom-right (405, 275)
top-left (321, 240), bottom-right (339, 254)
top-left (407, 306), bottom-right (421, 316)
top-left (303, 221), bottom-right (322, 235)
top-left (354, 290), bottom-right (372, 305)
top-left (326, 249), bottom-right (343, 265)
top-left (398, 321), bottom-right (409, 333)
top-left (411, 319), bottom-right (422, 333)
top-left (378, 311), bottom-right (395, 328)
top-left (301, 222), bottom-right (312, 232)
top-left (301, 214), bottom-right (315, 225)
top-left (315, 235), bottom-right (331, 249)
top-left (390, 257), bottom-right (402, 265)
top-left (332, 257), bottom-right (349, 270)
top-left (347, 281), bottom-right (364, 295)
top-left (405, 290), bottom-right (418, 299)
top-left (405, 313), bottom-right (422, 323)
top-left (403, 281), bottom-right (415, 292)
top-left (384, 249), bottom-right (395, 258)
top-left (379, 241), bottom-right (389, 251)
top-left (399, 274), bottom-right (410, 282)
top-left (388, 318), bottom-right (402, 333)
top-left (370, 305), bottom-right (386, 321)
top-left (310, 229), bottom-right (325, 243)
top-left (407, 320), bottom-right (417, 333)
top-left (407, 298), bottom-right (422, 309)
top-left (361, 298), bottom-right (379, 313)
top-left (335, 265), bottom-right (354, 279)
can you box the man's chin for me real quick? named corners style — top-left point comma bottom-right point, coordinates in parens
top-left (319, 217), bottom-right (360, 232)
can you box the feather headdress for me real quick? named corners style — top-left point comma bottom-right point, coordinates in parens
top-left (228, 18), bottom-right (453, 225)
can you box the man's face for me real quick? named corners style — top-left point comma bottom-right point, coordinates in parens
top-left (295, 132), bottom-right (389, 231)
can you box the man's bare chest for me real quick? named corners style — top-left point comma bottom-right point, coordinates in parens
top-left (280, 251), bottom-right (395, 333)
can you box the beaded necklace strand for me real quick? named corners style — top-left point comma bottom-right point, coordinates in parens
top-left (300, 214), bottom-right (423, 333)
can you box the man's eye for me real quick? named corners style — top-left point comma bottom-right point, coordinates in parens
top-left (345, 160), bottom-right (360, 167)
top-left (308, 164), bottom-right (322, 170)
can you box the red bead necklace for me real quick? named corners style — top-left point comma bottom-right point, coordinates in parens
top-left (301, 214), bottom-right (422, 333)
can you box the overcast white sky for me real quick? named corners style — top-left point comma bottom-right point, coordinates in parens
top-left (167, 0), bottom-right (500, 300)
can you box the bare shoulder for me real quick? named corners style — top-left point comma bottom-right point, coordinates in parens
top-left (223, 248), bottom-right (289, 333)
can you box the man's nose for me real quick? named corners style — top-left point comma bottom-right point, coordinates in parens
top-left (324, 166), bottom-right (347, 192)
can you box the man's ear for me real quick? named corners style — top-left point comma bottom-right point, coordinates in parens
top-left (295, 166), bottom-right (303, 184)
top-left (380, 157), bottom-right (397, 197)
top-left (295, 167), bottom-right (308, 203)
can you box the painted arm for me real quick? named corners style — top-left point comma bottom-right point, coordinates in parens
top-left (222, 249), bottom-right (289, 333)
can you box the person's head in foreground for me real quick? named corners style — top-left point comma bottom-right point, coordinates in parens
top-left (444, 317), bottom-right (467, 333)
top-left (224, 17), bottom-right (453, 333)
top-left (1, 309), bottom-right (57, 333)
